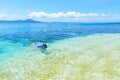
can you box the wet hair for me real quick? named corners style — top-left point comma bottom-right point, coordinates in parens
top-left (42, 44), bottom-right (47, 49)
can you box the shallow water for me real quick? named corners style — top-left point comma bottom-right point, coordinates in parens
top-left (0, 22), bottom-right (120, 80)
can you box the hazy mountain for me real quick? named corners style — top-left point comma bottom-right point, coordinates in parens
top-left (0, 19), bottom-right (41, 23)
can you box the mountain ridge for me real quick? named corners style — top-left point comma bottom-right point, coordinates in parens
top-left (0, 19), bottom-right (41, 23)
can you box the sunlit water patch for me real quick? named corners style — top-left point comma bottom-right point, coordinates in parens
top-left (0, 33), bottom-right (120, 80)
top-left (0, 40), bottom-right (29, 61)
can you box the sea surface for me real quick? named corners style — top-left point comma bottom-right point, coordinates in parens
top-left (0, 22), bottom-right (120, 80)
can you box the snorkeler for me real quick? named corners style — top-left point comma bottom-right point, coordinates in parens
top-left (37, 43), bottom-right (48, 49)
top-left (27, 43), bottom-right (48, 53)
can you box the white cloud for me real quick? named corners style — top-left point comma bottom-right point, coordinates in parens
top-left (101, 13), bottom-right (110, 17)
top-left (0, 13), bottom-right (7, 19)
top-left (0, 12), bottom-right (113, 22)
top-left (0, 13), bottom-right (19, 20)
top-left (28, 12), bottom-right (64, 18)
top-left (28, 11), bottom-right (109, 19)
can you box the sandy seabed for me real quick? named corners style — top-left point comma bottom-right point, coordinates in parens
top-left (0, 33), bottom-right (120, 80)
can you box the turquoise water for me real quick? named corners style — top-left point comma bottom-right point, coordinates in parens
top-left (0, 22), bottom-right (119, 59)
top-left (0, 22), bottom-right (120, 80)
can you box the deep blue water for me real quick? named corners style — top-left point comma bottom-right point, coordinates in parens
top-left (0, 22), bottom-right (120, 44)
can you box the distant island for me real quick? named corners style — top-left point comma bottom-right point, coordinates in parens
top-left (0, 19), bottom-right (41, 23)
top-left (0, 19), bottom-right (120, 24)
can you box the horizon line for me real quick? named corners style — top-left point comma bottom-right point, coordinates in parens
top-left (0, 19), bottom-right (120, 24)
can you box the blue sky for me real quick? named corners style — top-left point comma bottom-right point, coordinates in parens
top-left (0, 0), bottom-right (120, 22)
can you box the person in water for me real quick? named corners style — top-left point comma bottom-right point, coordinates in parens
top-left (42, 43), bottom-right (48, 49)
top-left (37, 43), bottom-right (48, 49)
